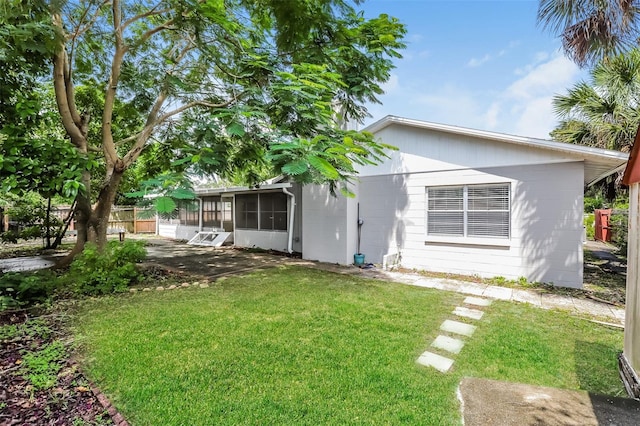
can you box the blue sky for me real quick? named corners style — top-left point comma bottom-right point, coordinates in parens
top-left (358, 0), bottom-right (588, 139)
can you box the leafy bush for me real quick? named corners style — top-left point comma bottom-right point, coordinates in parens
top-left (0, 231), bottom-right (20, 244)
top-left (1, 192), bottom-right (63, 244)
top-left (69, 240), bottom-right (146, 296)
top-left (611, 211), bottom-right (628, 256)
top-left (584, 196), bottom-right (604, 213)
top-left (584, 214), bottom-right (595, 240)
top-left (19, 225), bottom-right (42, 240)
top-left (0, 271), bottom-right (57, 311)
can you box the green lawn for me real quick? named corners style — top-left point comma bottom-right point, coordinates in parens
top-left (73, 266), bottom-right (624, 425)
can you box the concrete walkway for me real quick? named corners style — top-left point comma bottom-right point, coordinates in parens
top-left (385, 270), bottom-right (625, 325)
top-left (303, 263), bottom-right (626, 326)
top-left (142, 237), bottom-right (626, 326)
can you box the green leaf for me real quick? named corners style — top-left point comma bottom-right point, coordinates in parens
top-left (227, 122), bottom-right (245, 137)
top-left (308, 156), bottom-right (339, 179)
top-left (340, 186), bottom-right (356, 198)
top-left (155, 197), bottom-right (177, 214)
top-left (171, 157), bottom-right (192, 166)
top-left (125, 190), bottom-right (148, 198)
top-left (282, 160), bottom-right (309, 175)
top-left (270, 143), bottom-right (301, 151)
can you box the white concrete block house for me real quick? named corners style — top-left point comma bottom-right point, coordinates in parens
top-left (159, 115), bottom-right (629, 288)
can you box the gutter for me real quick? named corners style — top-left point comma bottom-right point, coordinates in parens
top-left (282, 187), bottom-right (295, 254)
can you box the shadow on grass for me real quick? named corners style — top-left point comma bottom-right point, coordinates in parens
top-left (574, 340), bottom-right (625, 396)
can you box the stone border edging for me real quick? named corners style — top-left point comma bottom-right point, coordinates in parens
top-left (91, 382), bottom-right (129, 426)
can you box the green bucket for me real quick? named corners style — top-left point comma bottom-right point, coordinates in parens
top-left (354, 253), bottom-right (365, 266)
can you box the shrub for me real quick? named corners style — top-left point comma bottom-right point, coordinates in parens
top-left (584, 196), bottom-right (604, 213)
top-left (19, 225), bottom-right (42, 240)
top-left (0, 271), bottom-right (57, 311)
top-left (69, 240), bottom-right (146, 296)
top-left (584, 214), bottom-right (595, 240)
top-left (0, 231), bottom-right (20, 244)
top-left (610, 211), bottom-right (628, 256)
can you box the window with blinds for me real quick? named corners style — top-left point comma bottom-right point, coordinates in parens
top-left (426, 184), bottom-right (510, 239)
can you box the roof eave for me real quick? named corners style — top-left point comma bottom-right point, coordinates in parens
top-left (364, 115), bottom-right (629, 164)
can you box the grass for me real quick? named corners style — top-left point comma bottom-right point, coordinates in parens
top-left (73, 266), bottom-right (625, 425)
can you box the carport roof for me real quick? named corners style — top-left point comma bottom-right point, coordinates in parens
top-left (194, 182), bottom-right (292, 197)
top-left (364, 115), bottom-right (629, 187)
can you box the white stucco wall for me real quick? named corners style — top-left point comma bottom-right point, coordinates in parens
top-left (234, 230), bottom-right (288, 252)
top-left (301, 184), bottom-right (358, 265)
top-left (357, 162), bottom-right (584, 287)
top-left (358, 124), bottom-right (580, 177)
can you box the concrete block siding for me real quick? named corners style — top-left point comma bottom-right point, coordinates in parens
top-left (357, 162), bottom-right (584, 287)
top-left (301, 184), bottom-right (358, 265)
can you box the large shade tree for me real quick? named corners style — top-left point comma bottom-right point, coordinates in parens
top-left (14, 0), bottom-right (405, 258)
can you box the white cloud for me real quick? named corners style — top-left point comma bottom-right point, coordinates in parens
top-left (506, 54), bottom-right (579, 100)
top-left (467, 54), bottom-right (491, 68)
top-left (493, 54), bottom-right (581, 138)
top-left (365, 52), bottom-right (585, 140)
top-left (467, 41), bottom-right (520, 68)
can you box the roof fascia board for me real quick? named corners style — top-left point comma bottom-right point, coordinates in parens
top-left (195, 182), bottom-right (292, 196)
top-left (363, 115), bottom-right (628, 163)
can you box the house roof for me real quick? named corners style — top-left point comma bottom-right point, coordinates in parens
top-left (194, 182), bottom-right (292, 197)
top-left (363, 115), bottom-right (629, 186)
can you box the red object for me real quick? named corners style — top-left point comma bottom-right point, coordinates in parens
top-left (595, 209), bottom-right (612, 242)
top-left (622, 124), bottom-right (640, 185)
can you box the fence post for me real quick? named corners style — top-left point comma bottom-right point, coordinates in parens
top-left (133, 207), bottom-right (138, 234)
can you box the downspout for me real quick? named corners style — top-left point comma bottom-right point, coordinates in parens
top-left (197, 197), bottom-right (203, 232)
top-left (282, 187), bottom-right (295, 254)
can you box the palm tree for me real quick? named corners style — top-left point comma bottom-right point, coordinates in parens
top-left (551, 49), bottom-right (640, 200)
top-left (538, 0), bottom-right (640, 66)
top-left (552, 48), bottom-right (640, 152)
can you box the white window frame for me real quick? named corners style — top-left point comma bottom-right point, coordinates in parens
top-left (425, 183), bottom-right (511, 247)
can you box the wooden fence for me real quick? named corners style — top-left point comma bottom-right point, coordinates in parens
top-left (52, 206), bottom-right (156, 234)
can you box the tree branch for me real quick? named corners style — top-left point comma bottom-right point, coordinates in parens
top-left (134, 20), bottom-right (175, 48)
top-left (70, 0), bottom-right (111, 42)
top-left (120, 3), bottom-right (171, 31)
top-left (52, 14), bottom-right (86, 151)
top-left (101, 0), bottom-right (126, 167)
top-left (120, 93), bottom-right (243, 168)
top-left (158, 97), bottom-right (243, 123)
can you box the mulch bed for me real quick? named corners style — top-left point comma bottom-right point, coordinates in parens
top-left (0, 310), bottom-right (115, 426)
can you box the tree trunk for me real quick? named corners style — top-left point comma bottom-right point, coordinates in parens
top-left (45, 197), bottom-right (52, 249)
top-left (91, 168), bottom-right (125, 250)
top-left (55, 171), bottom-right (93, 268)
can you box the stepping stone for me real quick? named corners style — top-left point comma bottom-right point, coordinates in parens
top-left (440, 319), bottom-right (477, 337)
top-left (464, 296), bottom-right (492, 307)
top-left (431, 335), bottom-right (465, 354)
top-left (416, 351), bottom-right (454, 373)
top-left (453, 306), bottom-right (484, 320)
